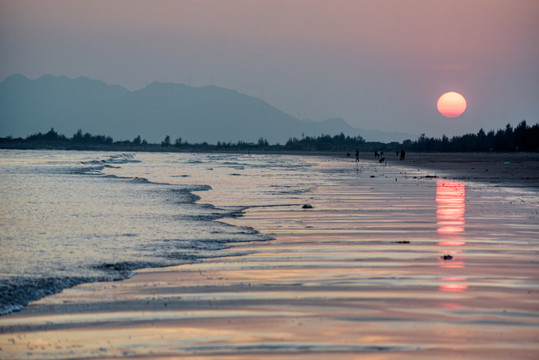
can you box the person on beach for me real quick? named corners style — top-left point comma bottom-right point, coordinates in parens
top-left (400, 150), bottom-right (406, 160)
top-left (355, 150), bottom-right (359, 162)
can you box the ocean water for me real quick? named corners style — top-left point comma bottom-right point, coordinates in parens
top-left (2, 149), bottom-right (539, 359)
top-left (0, 150), bottom-right (327, 315)
top-left (2, 149), bottom-right (538, 320)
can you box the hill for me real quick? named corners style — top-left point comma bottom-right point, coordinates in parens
top-left (0, 74), bottom-right (415, 143)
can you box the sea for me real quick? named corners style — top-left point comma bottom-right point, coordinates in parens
top-left (1, 149), bottom-right (538, 317)
top-left (0, 149), bottom-right (334, 315)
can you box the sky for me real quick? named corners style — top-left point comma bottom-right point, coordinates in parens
top-left (1, 0), bottom-right (538, 138)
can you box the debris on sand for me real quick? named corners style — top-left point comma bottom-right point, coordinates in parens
top-left (302, 204), bottom-right (313, 209)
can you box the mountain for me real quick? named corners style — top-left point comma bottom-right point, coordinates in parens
top-left (0, 74), bottom-right (416, 143)
top-left (301, 117), bottom-right (416, 143)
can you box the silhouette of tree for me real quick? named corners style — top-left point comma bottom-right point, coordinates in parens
top-left (405, 121), bottom-right (538, 152)
top-left (161, 135), bottom-right (171, 147)
top-left (2, 121), bottom-right (537, 153)
top-left (24, 128), bottom-right (67, 144)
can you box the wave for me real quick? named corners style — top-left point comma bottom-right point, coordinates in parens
top-left (0, 152), bottom-right (272, 316)
top-left (0, 277), bottom-right (89, 316)
top-left (80, 153), bottom-right (138, 165)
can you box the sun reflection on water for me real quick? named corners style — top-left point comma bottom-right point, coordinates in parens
top-left (436, 180), bottom-right (468, 292)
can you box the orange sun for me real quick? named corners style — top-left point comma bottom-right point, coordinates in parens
top-left (437, 91), bottom-right (467, 118)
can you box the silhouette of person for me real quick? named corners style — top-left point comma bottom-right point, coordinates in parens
top-left (355, 150), bottom-right (359, 162)
top-left (400, 150), bottom-right (406, 160)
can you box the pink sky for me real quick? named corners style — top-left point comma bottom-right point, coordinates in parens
top-left (1, 0), bottom-right (537, 137)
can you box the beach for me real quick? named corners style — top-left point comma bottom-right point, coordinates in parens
top-left (1, 152), bottom-right (538, 359)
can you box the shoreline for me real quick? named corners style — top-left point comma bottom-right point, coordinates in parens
top-left (1, 152), bottom-right (538, 359)
top-left (2, 144), bottom-right (538, 157)
top-left (367, 151), bottom-right (539, 190)
top-left (3, 147), bottom-right (538, 190)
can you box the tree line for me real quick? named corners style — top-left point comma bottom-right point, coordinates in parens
top-left (406, 121), bottom-right (538, 152)
top-left (1, 120), bottom-right (537, 152)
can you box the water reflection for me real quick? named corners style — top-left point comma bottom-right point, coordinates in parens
top-left (436, 180), bottom-right (468, 292)
top-left (439, 279), bottom-right (468, 292)
top-left (436, 180), bottom-right (465, 235)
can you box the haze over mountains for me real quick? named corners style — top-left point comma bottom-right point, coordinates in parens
top-left (0, 75), bottom-right (416, 144)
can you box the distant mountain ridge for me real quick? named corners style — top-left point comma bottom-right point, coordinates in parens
top-left (0, 74), bottom-right (416, 143)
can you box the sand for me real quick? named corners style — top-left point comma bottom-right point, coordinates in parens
top-left (1, 152), bottom-right (538, 359)
top-left (392, 152), bottom-right (539, 189)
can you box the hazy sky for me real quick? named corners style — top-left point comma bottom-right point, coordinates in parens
top-left (1, 0), bottom-right (538, 137)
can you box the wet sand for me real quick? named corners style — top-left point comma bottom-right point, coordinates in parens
top-left (1, 153), bottom-right (538, 359)
top-left (386, 151), bottom-right (539, 189)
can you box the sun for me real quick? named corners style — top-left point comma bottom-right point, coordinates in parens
top-left (437, 91), bottom-right (467, 118)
